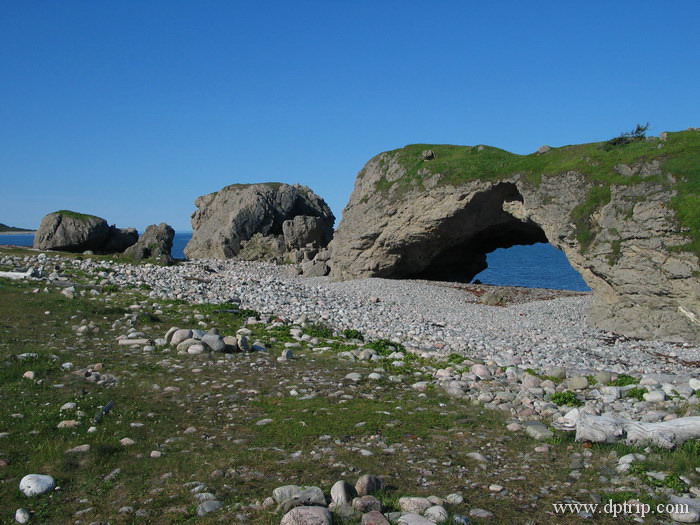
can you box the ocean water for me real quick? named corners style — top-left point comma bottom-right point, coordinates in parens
top-left (1, 234), bottom-right (590, 291)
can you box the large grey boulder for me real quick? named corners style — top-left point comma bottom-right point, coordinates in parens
top-left (124, 223), bottom-right (175, 265)
top-left (34, 211), bottom-right (111, 252)
top-left (331, 131), bottom-right (700, 343)
top-left (33, 210), bottom-right (138, 253)
top-left (185, 183), bottom-right (334, 261)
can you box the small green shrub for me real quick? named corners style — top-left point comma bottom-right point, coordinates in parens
top-left (342, 329), bottom-right (364, 341)
top-left (605, 123), bottom-right (650, 149)
top-left (626, 387), bottom-right (647, 401)
top-left (102, 284), bottom-right (119, 293)
top-left (447, 353), bottom-right (466, 365)
top-left (304, 322), bottom-right (333, 339)
top-left (551, 391), bottom-right (584, 407)
top-left (609, 374), bottom-right (640, 387)
top-left (365, 339), bottom-right (406, 356)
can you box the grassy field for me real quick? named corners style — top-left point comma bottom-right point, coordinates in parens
top-left (0, 250), bottom-right (698, 524)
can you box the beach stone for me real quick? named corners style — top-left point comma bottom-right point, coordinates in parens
top-left (362, 510), bottom-right (390, 525)
top-left (398, 497), bottom-right (432, 514)
top-left (469, 508), bottom-right (495, 519)
top-left (689, 378), bottom-right (700, 391)
top-left (282, 487), bottom-right (326, 511)
top-left (187, 344), bottom-right (205, 355)
top-left (567, 376), bottom-right (589, 390)
top-left (196, 500), bottom-right (222, 516)
top-left (345, 372), bottom-right (362, 382)
top-left (19, 474), bottom-right (56, 496)
top-left (425, 505), bottom-right (449, 523)
top-left (237, 335), bottom-right (251, 352)
top-left (201, 334), bottom-right (226, 352)
top-left (170, 329), bottom-right (193, 346)
top-left (15, 508), bottom-right (30, 523)
top-left (595, 371), bottom-right (612, 385)
top-left (66, 444), bottom-right (90, 453)
top-left (644, 390), bottom-right (666, 402)
top-left (331, 480), bottom-right (358, 505)
top-left (281, 506), bottom-right (333, 525)
top-left (445, 493), bottom-right (464, 504)
top-left (471, 364), bottom-right (491, 379)
top-left (355, 474), bottom-right (384, 496)
top-left (165, 327), bottom-right (179, 343)
top-left (353, 495), bottom-right (382, 513)
top-left (523, 421), bottom-right (553, 441)
top-left (546, 367), bottom-right (566, 380)
top-left (398, 513), bottom-right (436, 525)
top-left (668, 508), bottom-right (700, 523)
top-left (273, 485), bottom-right (302, 504)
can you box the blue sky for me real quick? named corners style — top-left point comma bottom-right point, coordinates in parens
top-left (1, 1), bottom-right (699, 231)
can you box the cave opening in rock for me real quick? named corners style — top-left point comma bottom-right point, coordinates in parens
top-left (402, 182), bottom-right (590, 290)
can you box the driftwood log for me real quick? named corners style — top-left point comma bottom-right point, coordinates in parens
top-left (556, 408), bottom-right (700, 449)
top-left (0, 269), bottom-right (33, 280)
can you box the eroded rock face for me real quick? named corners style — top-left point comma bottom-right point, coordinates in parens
top-left (185, 183), bottom-right (334, 262)
top-left (33, 211), bottom-right (137, 253)
top-left (331, 135), bottom-right (699, 343)
top-left (124, 223), bottom-right (175, 265)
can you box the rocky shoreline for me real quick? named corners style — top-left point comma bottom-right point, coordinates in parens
top-left (3, 250), bottom-right (699, 377)
top-left (3, 250), bottom-right (700, 523)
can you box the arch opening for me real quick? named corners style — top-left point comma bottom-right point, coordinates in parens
top-left (400, 182), bottom-right (589, 290)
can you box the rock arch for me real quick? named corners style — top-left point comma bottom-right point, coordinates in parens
top-left (330, 143), bottom-right (699, 343)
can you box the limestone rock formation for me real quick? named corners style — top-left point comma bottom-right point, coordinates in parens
top-left (185, 183), bottom-right (334, 264)
top-left (331, 130), bottom-right (700, 343)
top-left (103, 227), bottom-right (138, 253)
top-left (123, 223), bottom-right (175, 265)
top-left (33, 210), bottom-right (138, 253)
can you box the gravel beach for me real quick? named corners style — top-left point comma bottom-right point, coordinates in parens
top-left (50, 255), bottom-right (700, 377)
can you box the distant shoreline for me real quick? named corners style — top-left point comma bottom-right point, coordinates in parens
top-left (0, 231), bottom-right (35, 235)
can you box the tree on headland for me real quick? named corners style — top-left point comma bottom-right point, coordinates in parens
top-left (606, 123), bottom-right (650, 148)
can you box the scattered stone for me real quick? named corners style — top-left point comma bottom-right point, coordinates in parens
top-left (331, 480), bottom-right (358, 505)
top-left (280, 506), bottom-right (333, 525)
top-left (523, 421), bottom-right (554, 441)
top-left (398, 497), bottom-right (433, 514)
top-left (196, 500), bottom-right (223, 516)
top-left (15, 508), bottom-right (30, 523)
top-left (355, 475), bottom-right (384, 496)
top-left (19, 474), bottom-right (56, 496)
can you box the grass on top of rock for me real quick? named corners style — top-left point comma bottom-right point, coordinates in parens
top-left (373, 129), bottom-right (700, 258)
top-left (52, 209), bottom-right (103, 222)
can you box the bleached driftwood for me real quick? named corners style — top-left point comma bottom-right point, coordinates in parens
top-left (557, 408), bottom-right (700, 449)
top-left (0, 269), bottom-right (34, 280)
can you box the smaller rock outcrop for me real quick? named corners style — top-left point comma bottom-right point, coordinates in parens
top-left (185, 183), bottom-right (334, 268)
top-left (283, 215), bottom-right (331, 250)
top-left (124, 223), bottom-right (175, 265)
top-left (34, 210), bottom-right (139, 254)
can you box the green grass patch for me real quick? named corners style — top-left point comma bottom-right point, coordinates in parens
top-left (625, 387), bottom-right (647, 401)
top-left (609, 374), bottom-right (640, 387)
top-left (550, 391), bottom-right (584, 407)
top-left (342, 329), bottom-right (364, 341)
top-left (53, 209), bottom-right (102, 222)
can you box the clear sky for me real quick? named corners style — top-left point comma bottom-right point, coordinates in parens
top-left (2, 1), bottom-right (699, 231)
